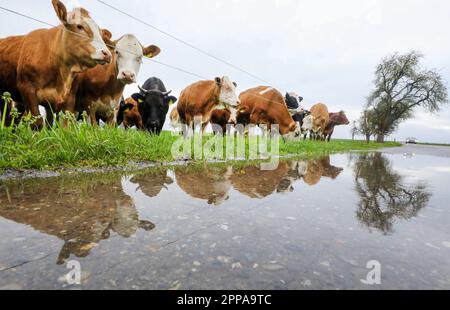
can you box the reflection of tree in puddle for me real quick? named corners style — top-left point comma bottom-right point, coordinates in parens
top-left (0, 173), bottom-right (156, 265)
top-left (353, 153), bottom-right (431, 234)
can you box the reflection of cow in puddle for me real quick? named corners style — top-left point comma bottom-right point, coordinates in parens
top-left (175, 166), bottom-right (233, 205)
top-left (303, 157), bottom-right (344, 186)
top-left (231, 156), bottom-right (344, 198)
top-left (0, 173), bottom-right (156, 265)
top-left (129, 169), bottom-right (174, 198)
top-left (231, 162), bottom-right (293, 198)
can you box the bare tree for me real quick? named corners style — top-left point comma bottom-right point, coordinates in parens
top-left (367, 51), bottom-right (448, 142)
top-left (355, 110), bottom-right (376, 143)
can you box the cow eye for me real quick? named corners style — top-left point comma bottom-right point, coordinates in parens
top-left (77, 25), bottom-right (85, 32)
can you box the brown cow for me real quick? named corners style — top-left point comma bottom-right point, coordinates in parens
top-left (237, 86), bottom-right (300, 140)
top-left (73, 34), bottom-right (160, 126)
top-left (308, 103), bottom-right (330, 140)
top-left (175, 166), bottom-right (233, 205)
top-left (116, 97), bottom-right (144, 129)
top-left (230, 162), bottom-right (292, 198)
top-left (177, 77), bottom-right (239, 133)
top-left (322, 111), bottom-right (350, 142)
top-left (0, 36), bottom-right (24, 126)
top-left (210, 108), bottom-right (232, 135)
top-left (0, 0), bottom-right (111, 129)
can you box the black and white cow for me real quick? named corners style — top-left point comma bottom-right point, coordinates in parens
top-left (131, 77), bottom-right (177, 135)
top-left (285, 92), bottom-right (304, 115)
top-left (292, 110), bottom-right (311, 139)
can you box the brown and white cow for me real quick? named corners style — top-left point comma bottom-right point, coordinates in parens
top-left (0, 0), bottom-right (111, 129)
top-left (303, 103), bottom-right (330, 140)
top-left (237, 86), bottom-right (300, 140)
top-left (322, 111), bottom-right (350, 142)
top-left (73, 34), bottom-right (161, 126)
top-left (177, 77), bottom-right (240, 133)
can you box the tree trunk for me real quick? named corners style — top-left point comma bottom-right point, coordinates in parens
top-left (365, 134), bottom-right (371, 144)
top-left (377, 135), bottom-right (385, 143)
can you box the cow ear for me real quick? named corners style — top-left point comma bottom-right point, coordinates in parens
top-left (215, 77), bottom-right (222, 86)
top-left (132, 93), bottom-right (144, 103)
top-left (166, 96), bottom-right (178, 105)
top-left (142, 45), bottom-right (161, 59)
top-left (52, 0), bottom-right (68, 26)
top-left (101, 29), bottom-right (113, 41)
top-left (101, 29), bottom-right (115, 49)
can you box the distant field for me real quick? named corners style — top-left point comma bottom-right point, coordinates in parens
top-left (418, 142), bottom-right (450, 147)
top-left (0, 120), bottom-right (401, 171)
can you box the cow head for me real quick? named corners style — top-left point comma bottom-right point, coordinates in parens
top-left (332, 111), bottom-right (350, 125)
top-left (52, 0), bottom-right (112, 68)
top-left (285, 92), bottom-right (304, 114)
top-left (282, 122), bottom-right (302, 142)
top-left (132, 87), bottom-right (177, 134)
top-left (113, 35), bottom-right (161, 84)
top-left (215, 76), bottom-right (239, 123)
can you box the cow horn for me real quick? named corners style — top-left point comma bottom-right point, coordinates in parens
top-left (138, 85), bottom-right (150, 94)
top-left (162, 90), bottom-right (172, 96)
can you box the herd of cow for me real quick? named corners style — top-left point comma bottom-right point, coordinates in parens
top-left (0, 0), bottom-right (350, 142)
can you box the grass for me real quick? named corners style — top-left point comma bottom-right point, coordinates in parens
top-left (0, 114), bottom-right (401, 172)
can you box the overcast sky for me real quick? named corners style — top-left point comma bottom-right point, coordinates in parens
top-left (1, 0), bottom-right (449, 142)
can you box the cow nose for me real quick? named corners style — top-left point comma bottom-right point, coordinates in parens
top-left (101, 50), bottom-right (112, 63)
top-left (121, 71), bottom-right (136, 82)
top-left (150, 120), bottom-right (159, 127)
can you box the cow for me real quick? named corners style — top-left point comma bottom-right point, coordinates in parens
top-left (230, 162), bottom-right (292, 198)
top-left (169, 107), bottom-right (183, 132)
top-left (175, 166), bottom-right (233, 205)
top-left (291, 110), bottom-right (311, 139)
top-left (0, 35), bottom-right (23, 127)
top-left (303, 103), bottom-right (330, 141)
top-left (125, 77), bottom-right (177, 135)
top-left (116, 97), bottom-right (143, 129)
top-left (322, 111), bottom-right (350, 142)
top-left (237, 86), bottom-right (300, 140)
top-left (285, 92), bottom-right (304, 115)
top-left (177, 77), bottom-right (239, 134)
top-left (73, 34), bottom-right (161, 126)
top-left (0, 0), bottom-right (112, 129)
top-left (210, 108), bottom-right (232, 136)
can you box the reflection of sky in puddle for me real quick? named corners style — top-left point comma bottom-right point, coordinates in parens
top-left (0, 152), bottom-right (449, 289)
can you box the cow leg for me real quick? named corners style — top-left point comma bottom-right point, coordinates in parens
top-left (201, 122), bottom-right (208, 135)
top-left (44, 105), bottom-right (55, 128)
top-left (18, 89), bottom-right (43, 130)
top-left (89, 108), bottom-right (98, 127)
top-left (106, 114), bottom-right (115, 127)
